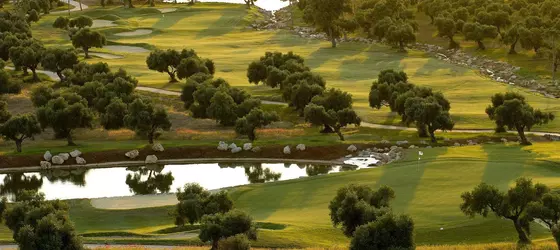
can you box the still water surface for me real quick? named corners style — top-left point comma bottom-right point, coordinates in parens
top-left (0, 163), bottom-right (366, 201)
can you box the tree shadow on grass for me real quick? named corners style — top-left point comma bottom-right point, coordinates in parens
top-left (260, 30), bottom-right (322, 48)
top-left (413, 56), bottom-right (470, 78)
top-left (151, 9), bottom-right (203, 30)
top-left (480, 144), bottom-right (531, 190)
top-left (374, 147), bottom-right (449, 214)
top-left (196, 6), bottom-right (247, 39)
top-left (338, 46), bottom-right (407, 82)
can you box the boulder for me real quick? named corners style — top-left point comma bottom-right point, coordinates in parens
top-left (58, 153), bottom-right (70, 161)
top-left (75, 157), bottom-right (86, 165)
top-left (283, 146), bottom-right (291, 154)
top-left (125, 150), bottom-right (139, 159)
top-left (251, 146), bottom-right (262, 153)
top-left (243, 143), bottom-right (253, 151)
top-left (69, 149), bottom-right (82, 158)
top-left (409, 145), bottom-right (416, 149)
top-left (51, 156), bottom-right (64, 165)
top-left (501, 138), bottom-right (508, 143)
top-left (44, 151), bottom-right (52, 161)
top-left (380, 140), bottom-right (390, 144)
top-left (454, 142), bottom-right (461, 147)
top-left (296, 144), bottom-right (306, 151)
top-left (145, 155), bottom-right (158, 164)
top-left (40, 161), bottom-right (51, 169)
top-left (228, 143), bottom-right (237, 149)
top-left (152, 143), bottom-right (164, 152)
top-left (347, 145), bottom-right (358, 152)
top-left (217, 142), bottom-right (229, 151)
top-left (396, 140), bottom-right (409, 146)
top-left (231, 147), bottom-right (242, 154)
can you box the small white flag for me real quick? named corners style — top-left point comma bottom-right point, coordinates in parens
top-left (418, 151), bottom-right (424, 156)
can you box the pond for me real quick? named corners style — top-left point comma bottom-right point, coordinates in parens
top-left (0, 163), bottom-right (369, 201)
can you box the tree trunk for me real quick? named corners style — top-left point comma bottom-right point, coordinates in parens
top-left (517, 126), bottom-right (531, 145)
top-left (56, 70), bottom-right (64, 81)
top-left (15, 140), bottom-right (22, 153)
top-left (84, 47), bottom-right (90, 58)
top-left (448, 36), bottom-right (459, 49)
top-left (417, 123), bottom-right (429, 138)
top-left (211, 240), bottom-right (219, 250)
top-left (79, 0), bottom-right (82, 10)
top-left (148, 131), bottom-right (154, 144)
top-left (551, 226), bottom-right (560, 250)
top-left (329, 27), bottom-right (336, 48)
top-left (429, 15), bottom-right (434, 24)
top-left (477, 40), bottom-right (485, 50)
top-left (321, 124), bottom-right (334, 133)
top-left (399, 40), bottom-right (405, 52)
top-left (22, 67), bottom-right (28, 76)
top-left (429, 130), bottom-right (437, 143)
top-left (67, 133), bottom-right (76, 146)
top-left (248, 129), bottom-right (256, 141)
top-left (149, 0), bottom-right (154, 7)
top-left (509, 37), bottom-right (518, 55)
top-left (513, 219), bottom-right (531, 244)
top-left (335, 128), bottom-right (345, 141)
top-left (167, 71), bottom-right (177, 82)
top-left (128, 0), bottom-right (134, 8)
top-left (30, 68), bottom-right (38, 82)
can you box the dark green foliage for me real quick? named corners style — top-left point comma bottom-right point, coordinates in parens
top-left (246, 51), bottom-right (306, 87)
top-left (69, 16), bottom-right (92, 29)
top-left (460, 178), bottom-right (550, 244)
top-left (462, 22), bottom-right (498, 50)
top-left (218, 234), bottom-right (251, 250)
top-left (0, 32), bottom-right (25, 61)
top-left (124, 98), bottom-right (171, 144)
top-left (52, 16), bottom-right (69, 29)
top-left (40, 48), bottom-right (78, 81)
top-left (0, 100), bottom-right (10, 124)
top-left (304, 103), bottom-right (361, 140)
top-left (434, 16), bottom-right (460, 49)
top-left (35, 95), bottom-right (94, 146)
top-left (302, 0), bottom-right (351, 47)
top-left (9, 39), bottom-right (44, 81)
top-left (235, 108), bottom-right (279, 141)
top-left (527, 192), bottom-right (560, 249)
top-left (26, 9), bottom-right (39, 23)
top-left (207, 90), bottom-right (238, 126)
top-left (351, 214), bottom-right (415, 250)
top-left (175, 183), bottom-right (234, 226)
top-left (147, 49), bottom-right (214, 83)
top-left (1, 191), bottom-right (83, 250)
top-left (199, 210), bottom-right (257, 250)
top-left (369, 70), bottom-right (412, 111)
top-left (281, 71), bottom-right (326, 114)
top-left (176, 57), bottom-right (211, 80)
top-left (0, 113), bottom-right (41, 152)
top-left (71, 28), bottom-right (106, 58)
top-left (100, 98), bottom-right (127, 129)
top-left (403, 96), bottom-right (454, 142)
top-left (486, 92), bottom-right (554, 145)
top-left (329, 184), bottom-right (396, 237)
top-left (0, 68), bottom-right (21, 95)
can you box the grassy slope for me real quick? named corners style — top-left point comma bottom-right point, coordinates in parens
top-left (28, 4), bottom-right (560, 132)
top-left (3, 142), bottom-right (548, 248)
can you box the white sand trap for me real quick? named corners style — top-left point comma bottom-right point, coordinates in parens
top-left (105, 45), bottom-right (150, 53)
top-left (88, 52), bottom-right (124, 59)
top-left (91, 19), bottom-right (116, 28)
top-left (91, 194), bottom-right (177, 210)
top-left (114, 29), bottom-right (153, 37)
top-left (158, 7), bottom-right (176, 13)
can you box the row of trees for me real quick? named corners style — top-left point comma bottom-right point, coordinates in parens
top-left (247, 51), bottom-right (361, 140)
top-left (369, 69), bottom-right (454, 142)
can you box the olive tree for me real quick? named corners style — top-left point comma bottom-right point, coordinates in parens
top-left (304, 103), bottom-right (361, 141)
top-left (0, 101), bottom-right (9, 124)
top-left (8, 40), bottom-right (44, 81)
top-left (124, 98), bottom-right (171, 144)
top-left (52, 16), bottom-right (69, 29)
top-left (302, 0), bottom-right (351, 48)
top-left (0, 114), bottom-right (41, 152)
top-left (71, 28), bottom-right (106, 58)
top-left (460, 178), bottom-right (550, 244)
top-left (403, 96), bottom-right (455, 142)
top-left (463, 22), bottom-right (499, 50)
top-left (199, 210), bottom-right (257, 250)
top-left (68, 15), bottom-right (92, 29)
top-left (527, 192), bottom-right (560, 249)
top-left (40, 47), bottom-right (78, 81)
top-left (175, 183), bottom-right (234, 226)
top-left (350, 214), bottom-right (415, 250)
top-left (235, 108), bottom-right (279, 141)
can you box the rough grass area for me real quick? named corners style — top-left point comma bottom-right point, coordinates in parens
top-left (27, 3), bottom-right (560, 131)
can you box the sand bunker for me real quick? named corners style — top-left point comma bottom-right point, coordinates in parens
top-left (91, 20), bottom-right (117, 28)
top-left (114, 29), bottom-right (153, 37)
top-left (158, 7), bottom-right (177, 13)
top-left (105, 45), bottom-right (150, 53)
top-left (88, 52), bottom-right (124, 59)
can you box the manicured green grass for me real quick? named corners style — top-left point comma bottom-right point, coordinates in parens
top-left (28, 4), bottom-right (560, 132)
top-left (1, 143), bottom-right (556, 247)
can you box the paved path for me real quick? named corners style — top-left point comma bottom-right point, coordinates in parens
top-left (4, 67), bottom-right (61, 81)
top-left (51, 0), bottom-right (88, 14)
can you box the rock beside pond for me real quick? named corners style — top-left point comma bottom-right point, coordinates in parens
top-left (58, 153), bottom-right (70, 161)
top-left (125, 150), bottom-right (139, 159)
top-left (251, 146), bottom-right (262, 153)
top-left (217, 141), bottom-right (228, 151)
top-left (347, 145), bottom-right (357, 152)
top-left (296, 144), bottom-right (306, 151)
top-left (70, 149), bottom-right (82, 158)
top-left (454, 142), bottom-right (461, 147)
top-left (228, 143), bottom-right (237, 149)
top-left (51, 156), bottom-right (64, 165)
top-left (243, 143), bottom-right (253, 151)
top-left (40, 161), bottom-right (51, 169)
top-left (152, 143), bottom-right (164, 152)
top-left (501, 138), bottom-right (508, 143)
top-left (381, 140), bottom-right (390, 144)
top-left (75, 157), bottom-right (86, 165)
top-left (145, 155), bottom-right (158, 164)
top-left (283, 146), bottom-right (291, 155)
top-left (231, 147), bottom-right (242, 154)
top-left (44, 151), bottom-right (52, 161)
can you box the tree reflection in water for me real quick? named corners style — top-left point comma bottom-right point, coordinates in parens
top-left (297, 164), bottom-right (334, 177)
top-left (218, 163), bottom-right (282, 184)
top-left (0, 173), bottom-right (43, 201)
top-left (41, 169), bottom-right (88, 186)
top-left (125, 165), bottom-right (175, 195)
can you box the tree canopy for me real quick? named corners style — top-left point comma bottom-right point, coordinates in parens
top-left (199, 210), bottom-right (257, 250)
top-left (147, 49), bottom-right (214, 83)
top-left (302, 0), bottom-right (351, 48)
top-left (71, 28), bottom-right (106, 58)
top-left (235, 108), bottom-right (279, 141)
top-left (124, 98), bottom-right (171, 144)
top-left (40, 47), bottom-right (78, 81)
top-left (0, 113), bottom-right (41, 152)
top-left (174, 183), bottom-right (234, 226)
